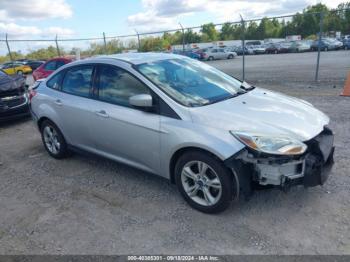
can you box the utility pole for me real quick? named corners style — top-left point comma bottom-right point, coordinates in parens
top-left (135, 29), bottom-right (141, 52)
top-left (55, 35), bottom-right (61, 57)
top-left (240, 15), bottom-right (246, 81)
top-left (315, 12), bottom-right (324, 81)
top-left (103, 32), bottom-right (107, 54)
top-left (179, 22), bottom-right (185, 52)
top-left (5, 33), bottom-right (13, 61)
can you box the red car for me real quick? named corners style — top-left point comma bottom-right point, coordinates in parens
top-left (32, 57), bottom-right (72, 81)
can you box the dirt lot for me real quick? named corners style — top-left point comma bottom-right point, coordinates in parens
top-left (0, 51), bottom-right (350, 255)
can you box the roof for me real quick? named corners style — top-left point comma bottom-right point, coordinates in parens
top-left (95, 52), bottom-right (180, 65)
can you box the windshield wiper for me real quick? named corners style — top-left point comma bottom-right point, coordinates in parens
top-left (203, 91), bottom-right (246, 106)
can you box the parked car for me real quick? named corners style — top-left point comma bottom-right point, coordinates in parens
top-left (231, 46), bottom-right (254, 55)
top-left (172, 50), bottom-right (201, 60)
top-left (24, 60), bottom-right (45, 71)
top-left (248, 45), bottom-right (266, 55)
top-left (264, 43), bottom-right (281, 54)
top-left (288, 41), bottom-right (311, 52)
top-left (0, 69), bottom-right (29, 122)
top-left (343, 38), bottom-right (350, 50)
top-left (33, 57), bottom-right (72, 81)
top-left (311, 39), bottom-right (340, 51)
top-left (0, 62), bottom-right (32, 75)
top-left (30, 53), bottom-right (334, 213)
top-left (203, 48), bottom-right (237, 60)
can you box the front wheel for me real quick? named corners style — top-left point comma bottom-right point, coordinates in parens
top-left (175, 151), bottom-right (237, 213)
top-left (228, 54), bottom-right (234, 59)
top-left (17, 70), bottom-right (23, 75)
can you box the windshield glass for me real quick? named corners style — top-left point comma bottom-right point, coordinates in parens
top-left (136, 58), bottom-right (244, 107)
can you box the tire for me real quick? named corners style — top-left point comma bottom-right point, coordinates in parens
top-left (345, 46), bottom-right (348, 50)
top-left (17, 70), bottom-right (23, 75)
top-left (208, 56), bottom-right (214, 61)
top-left (228, 54), bottom-right (233, 59)
top-left (40, 120), bottom-right (68, 159)
top-left (175, 151), bottom-right (237, 214)
top-left (324, 47), bottom-right (328, 52)
top-left (274, 50), bottom-right (278, 54)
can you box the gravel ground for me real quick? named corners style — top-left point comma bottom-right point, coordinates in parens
top-left (0, 51), bottom-right (349, 255)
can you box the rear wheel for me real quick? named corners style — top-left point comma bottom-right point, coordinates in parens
top-left (324, 47), bottom-right (328, 51)
top-left (208, 56), bottom-right (214, 61)
top-left (40, 120), bottom-right (68, 159)
top-left (175, 151), bottom-right (237, 213)
top-left (17, 70), bottom-right (23, 75)
top-left (228, 54), bottom-right (234, 59)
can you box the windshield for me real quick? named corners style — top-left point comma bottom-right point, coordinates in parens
top-left (136, 58), bottom-right (244, 107)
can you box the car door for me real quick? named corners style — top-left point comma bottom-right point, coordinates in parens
top-left (45, 65), bottom-right (96, 151)
top-left (89, 64), bottom-right (161, 174)
top-left (218, 48), bottom-right (226, 59)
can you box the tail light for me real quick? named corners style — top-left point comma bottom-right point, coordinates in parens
top-left (29, 89), bottom-right (37, 102)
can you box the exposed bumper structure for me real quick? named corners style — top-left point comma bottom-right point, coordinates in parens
top-left (225, 127), bottom-right (335, 193)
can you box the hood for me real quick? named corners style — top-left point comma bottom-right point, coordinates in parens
top-left (0, 74), bottom-right (25, 93)
top-left (189, 88), bottom-right (329, 141)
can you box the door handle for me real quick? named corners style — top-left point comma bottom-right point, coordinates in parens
top-left (54, 99), bottom-right (63, 106)
top-left (95, 110), bottom-right (109, 118)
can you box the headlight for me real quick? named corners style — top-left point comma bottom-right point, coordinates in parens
top-left (230, 131), bottom-right (307, 155)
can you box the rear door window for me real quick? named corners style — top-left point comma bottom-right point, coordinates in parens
top-left (61, 66), bottom-right (94, 98)
top-left (44, 61), bottom-right (56, 71)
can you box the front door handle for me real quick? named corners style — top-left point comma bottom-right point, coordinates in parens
top-left (95, 110), bottom-right (109, 118)
top-left (54, 99), bottom-right (63, 106)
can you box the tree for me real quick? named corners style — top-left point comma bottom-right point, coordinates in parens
top-left (201, 23), bottom-right (218, 41)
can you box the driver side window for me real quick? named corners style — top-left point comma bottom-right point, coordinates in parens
top-left (97, 65), bottom-right (150, 107)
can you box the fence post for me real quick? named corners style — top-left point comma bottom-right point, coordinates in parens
top-left (55, 35), bottom-right (61, 57)
top-left (315, 12), bottom-right (324, 81)
top-left (135, 30), bottom-right (141, 52)
top-left (103, 32), bottom-right (107, 54)
top-left (240, 15), bottom-right (246, 81)
top-left (179, 23), bottom-right (185, 52)
top-left (5, 33), bottom-right (13, 61)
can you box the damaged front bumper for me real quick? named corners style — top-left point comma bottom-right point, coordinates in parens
top-left (225, 127), bottom-right (335, 192)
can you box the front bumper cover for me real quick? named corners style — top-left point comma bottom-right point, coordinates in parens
top-left (225, 127), bottom-right (335, 193)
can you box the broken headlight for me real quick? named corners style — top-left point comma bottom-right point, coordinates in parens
top-left (231, 131), bottom-right (307, 155)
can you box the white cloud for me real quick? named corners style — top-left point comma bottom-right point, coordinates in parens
top-left (127, 0), bottom-right (346, 32)
top-left (0, 22), bottom-right (74, 39)
top-left (0, 0), bottom-right (72, 21)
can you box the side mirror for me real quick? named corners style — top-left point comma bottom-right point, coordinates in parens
top-left (129, 94), bottom-right (153, 109)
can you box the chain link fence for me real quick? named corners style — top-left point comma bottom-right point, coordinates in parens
top-left (1, 7), bottom-right (349, 81)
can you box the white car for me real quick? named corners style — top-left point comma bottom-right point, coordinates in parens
top-left (203, 48), bottom-right (237, 60)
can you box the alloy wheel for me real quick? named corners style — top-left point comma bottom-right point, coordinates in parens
top-left (181, 160), bottom-right (222, 206)
top-left (43, 125), bottom-right (60, 155)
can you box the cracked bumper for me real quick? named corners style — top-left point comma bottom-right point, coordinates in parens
top-left (225, 127), bottom-right (335, 190)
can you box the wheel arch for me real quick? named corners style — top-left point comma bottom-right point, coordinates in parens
top-left (169, 146), bottom-right (229, 184)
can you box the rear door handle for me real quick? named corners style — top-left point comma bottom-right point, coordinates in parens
top-left (54, 99), bottom-right (63, 106)
top-left (95, 110), bottom-right (109, 118)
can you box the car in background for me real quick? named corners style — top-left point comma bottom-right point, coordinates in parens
top-left (264, 43), bottom-right (281, 54)
top-left (203, 48), bottom-right (237, 60)
top-left (248, 45), bottom-right (266, 55)
top-left (310, 39), bottom-right (341, 51)
top-left (24, 60), bottom-right (45, 71)
top-left (0, 69), bottom-right (29, 122)
top-left (231, 46), bottom-right (254, 55)
top-left (288, 41), bottom-right (311, 52)
top-left (172, 50), bottom-right (201, 60)
top-left (0, 62), bottom-right (32, 75)
top-left (343, 38), bottom-right (350, 50)
top-left (33, 57), bottom-right (72, 81)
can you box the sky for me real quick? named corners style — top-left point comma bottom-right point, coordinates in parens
top-left (0, 0), bottom-right (346, 53)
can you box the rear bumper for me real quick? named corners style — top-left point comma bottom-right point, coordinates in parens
top-left (225, 127), bottom-right (335, 192)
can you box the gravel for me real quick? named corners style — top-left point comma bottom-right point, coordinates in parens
top-left (0, 50), bottom-right (349, 255)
